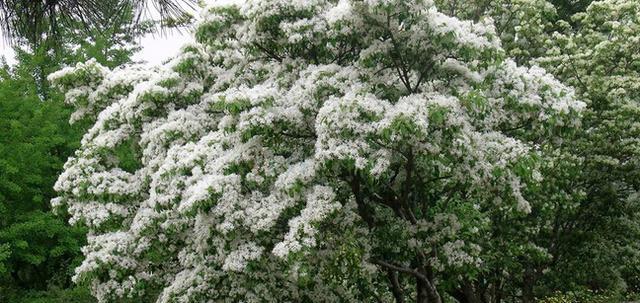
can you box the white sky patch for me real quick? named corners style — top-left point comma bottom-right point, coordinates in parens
top-left (132, 0), bottom-right (201, 66)
top-left (132, 29), bottom-right (193, 66)
top-left (0, 31), bottom-right (17, 66)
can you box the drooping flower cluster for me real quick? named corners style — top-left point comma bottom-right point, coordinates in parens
top-left (50, 0), bottom-right (584, 302)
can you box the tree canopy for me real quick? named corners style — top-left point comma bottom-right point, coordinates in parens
top-left (46, 0), bottom-right (607, 302)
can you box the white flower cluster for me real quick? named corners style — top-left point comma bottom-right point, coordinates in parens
top-left (50, 0), bottom-right (584, 302)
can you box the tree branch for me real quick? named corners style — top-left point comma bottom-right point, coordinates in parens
top-left (372, 259), bottom-right (429, 282)
top-left (386, 269), bottom-right (406, 303)
top-left (253, 42), bottom-right (283, 62)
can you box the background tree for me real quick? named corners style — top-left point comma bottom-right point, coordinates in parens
top-left (0, 61), bottom-right (87, 300)
top-left (534, 0), bottom-right (640, 297)
top-left (423, 1), bottom-right (640, 301)
top-left (434, 0), bottom-right (597, 65)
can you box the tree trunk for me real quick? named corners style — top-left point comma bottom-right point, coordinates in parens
top-left (462, 280), bottom-right (482, 303)
top-left (386, 270), bottom-right (405, 303)
top-left (417, 278), bottom-right (429, 303)
top-left (522, 268), bottom-right (535, 303)
top-left (416, 277), bottom-right (442, 303)
top-left (428, 287), bottom-right (443, 303)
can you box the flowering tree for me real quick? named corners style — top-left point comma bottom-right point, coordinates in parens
top-left (435, 0), bottom-right (569, 65)
top-left (533, 0), bottom-right (640, 294)
top-left (49, 0), bottom-right (585, 302)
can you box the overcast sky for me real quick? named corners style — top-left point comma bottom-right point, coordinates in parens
top-left (131, 29), bottom-right (194, 65)
top-left (0, 38), bottom-right (16, 66)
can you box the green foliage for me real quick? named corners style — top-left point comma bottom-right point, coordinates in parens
top-left (537, 290), bottom-right (627, 303)
top-left (0, 57), bottom-right (88, 301)
top-left (529, 0), bottom-right (640, 299)
top-left (0, 211), bottom-right (86, 284)
top-left (10, 286), bottom-right (96, 303)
